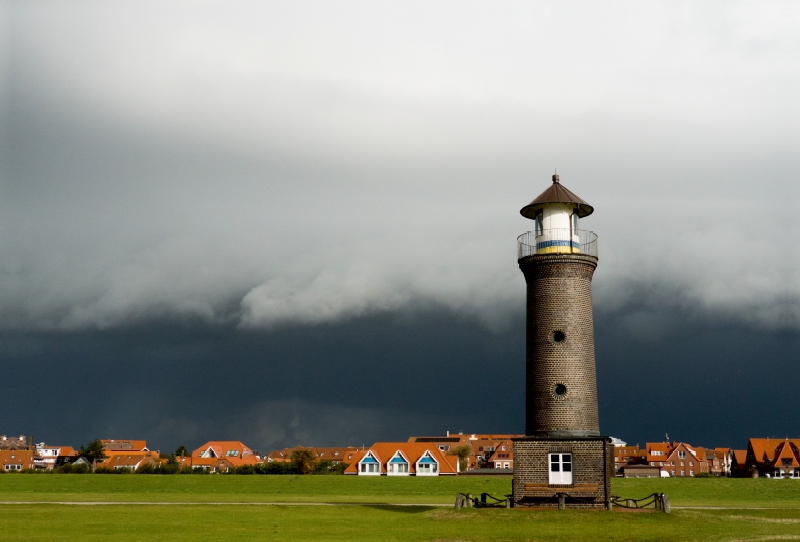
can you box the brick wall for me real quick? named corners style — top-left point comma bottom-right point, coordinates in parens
top-left (512, 437), bottom-right (613, 509)
top-left (519, 254), bottom-right (599, 437)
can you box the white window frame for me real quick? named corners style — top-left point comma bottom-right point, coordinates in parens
top-left (548, 453), bottom-right (573, 485)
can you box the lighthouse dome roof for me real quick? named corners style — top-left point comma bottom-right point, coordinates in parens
top-left (520, 175), bottom-right (594, 219)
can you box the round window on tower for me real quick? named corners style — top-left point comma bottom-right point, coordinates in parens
top-left (552, 330), bottom-right (565, 343)
top-left (553, 384), bottom-right (567, 397)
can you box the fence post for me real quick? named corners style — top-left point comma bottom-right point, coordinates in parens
top-left (558, 493), bottom-right (565, 510)
top-left (662, 494), bottom-right (670, 514)
top-left (466, 494), bottom-right (473, 508)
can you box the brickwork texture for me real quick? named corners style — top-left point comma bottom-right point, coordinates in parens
top-left (512, 438), bottom-right (614, 509)
top-left (519, 253), bottom-right (599, 437)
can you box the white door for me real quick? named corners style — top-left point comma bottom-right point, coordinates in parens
top-left (549, 453), bottom-right (573, 485)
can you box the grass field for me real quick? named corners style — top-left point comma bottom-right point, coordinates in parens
top-left (1, 475), bottom-right (799, 541)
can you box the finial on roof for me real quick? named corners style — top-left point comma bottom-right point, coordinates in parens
top-left (552, 174), bottom-right (560, 184)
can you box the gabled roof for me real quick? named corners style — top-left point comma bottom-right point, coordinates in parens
top-left (732, 450), bottom-right (747, 466)
top-left (748, 438), bottom-right (800, 466)
top-left (520, 175), bottom-right (594, 219)
top-left (773, 441), bottom-right (800, 467)
top-left (663, 443), bottom-right (701, 463)
top-left (485, 440), bottom-right (514, 463)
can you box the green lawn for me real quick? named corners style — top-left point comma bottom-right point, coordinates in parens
top-left (2, 474), bottom-right (800, 507)
top-left (1, 475), bottom-right (800, 541)
top-left (2, 504), bottom-right (800, 541)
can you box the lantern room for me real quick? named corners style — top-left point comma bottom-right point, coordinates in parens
top-left (518, 174), bottom-right (596, 257)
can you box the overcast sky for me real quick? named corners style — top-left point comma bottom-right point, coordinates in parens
top-left (2, 1), bottom-right (799, 452)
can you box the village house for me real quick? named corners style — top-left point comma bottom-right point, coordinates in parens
top-left (655, 442), bottom-right (710, 477)
top-left (0, 450), bottom-right (35, 472)
top-left (645, 441), bottom-right (674, 469)
top-left (102, 453), bottom-right (158, 471)
top-left (33, 443), bottom-right (77, 470)
top-left (344, 442), bottom-right (459, 476)
top-left (191, 441), bottom-right (260, 472)
top-left (483, 440), bottom-right (514, 470)
top-left (94, 439), bottom-right (151, 468)
top-left (745, 438), bottom-right (800, 479)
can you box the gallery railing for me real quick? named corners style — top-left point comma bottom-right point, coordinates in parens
top-left (517, 228), bottom-right (598, 260)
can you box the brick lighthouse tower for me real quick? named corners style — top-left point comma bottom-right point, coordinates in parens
top-left (512, 174), bottom-right (613, 509)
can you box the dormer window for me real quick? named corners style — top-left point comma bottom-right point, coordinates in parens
top-left (416, 452), bottom-right (439, 476)
top-left (358, 451), bottom-right (381, 475)
top-left (387, 451), bottom-right (409, 475)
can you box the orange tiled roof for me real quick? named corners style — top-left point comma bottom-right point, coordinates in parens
top-left (101, 440), bottom-right (148, 452)
top-left (266, 446), bottom-right (359, 463)
top-left (102, 454), bottom-right (152, 469)
top-left (646, 442), bottom-right (674, 462)
top-left (748, 438), bottom-right (800, 465)
top-left (191, 441), bottom-right (260, 467)
top-left (0, 450), bottom-right (35, 469)
top-left (773, 441), bottom-right (800, 467)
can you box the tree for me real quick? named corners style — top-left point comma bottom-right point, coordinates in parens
top-left (78, 439), bottom-right (106, 463)
top-left (174, 445), bottom-right (189, 458)
top-left (290, 449), bottom-right (318, 474)
top-left (448, 445), bottom-right (471, 472)
top-left (167, 452), bottom-right (178, 465)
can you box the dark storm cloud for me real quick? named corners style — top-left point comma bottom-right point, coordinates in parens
top-left (2, 301), bottom-right (797, 451)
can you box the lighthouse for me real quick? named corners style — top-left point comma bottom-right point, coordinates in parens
top-left (512, 174), bottom-right (613, 510)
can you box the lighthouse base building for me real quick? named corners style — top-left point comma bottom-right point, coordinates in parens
top-left (512, 437), bottom-right (613, 509)
top-left (511, 176), bottom-right (614, 509)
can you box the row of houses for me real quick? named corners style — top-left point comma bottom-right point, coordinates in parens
top-left (1, 432), bottom-right (514, 476)
top-left (4, 433), bottom-right (799, 478)
top-left (614, 438), bottom-right (800, 479)
top-left (0, 437), bottom-right (261, 473)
